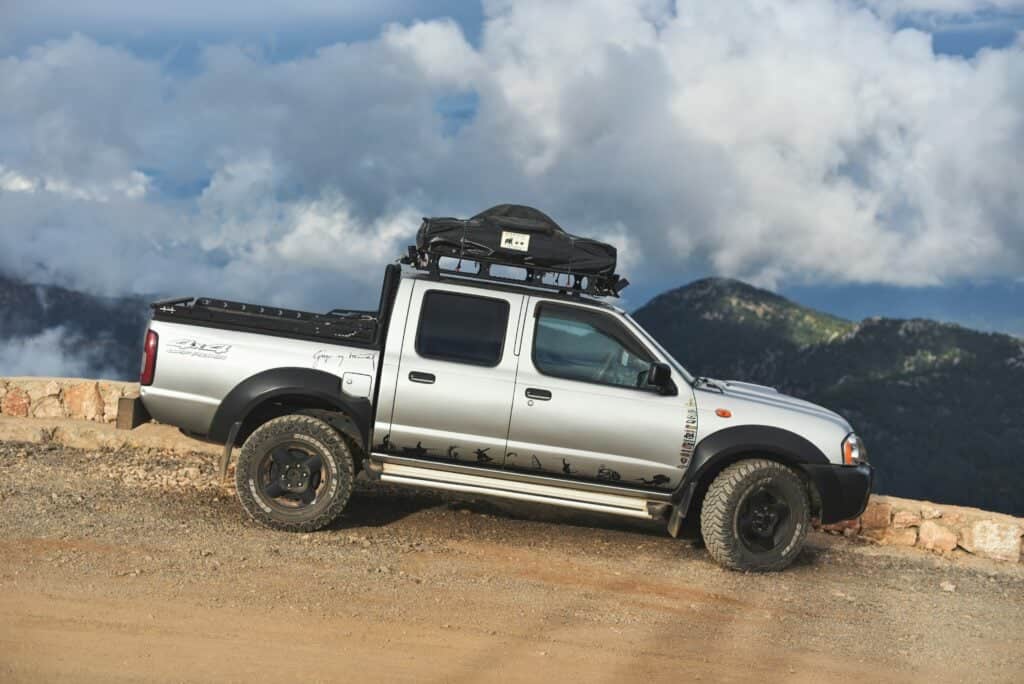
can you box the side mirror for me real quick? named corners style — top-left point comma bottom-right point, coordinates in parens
top-left (647, 362), bottom-right (674, 394)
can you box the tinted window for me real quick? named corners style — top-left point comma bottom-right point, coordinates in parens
top-left (533, 304), bottom-right (653, 389)
top-left (416, 291), bottom-right (510, 366)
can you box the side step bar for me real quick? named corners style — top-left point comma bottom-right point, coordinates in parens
top-left (376, 461), bottom-right (664, 520)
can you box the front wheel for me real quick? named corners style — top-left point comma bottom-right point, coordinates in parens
top-left (700, 459), bottom-right (810, 572)
top-left (235, 414), bottom-right (355, 532)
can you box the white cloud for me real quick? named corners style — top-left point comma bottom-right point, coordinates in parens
top-left (0, 1), bottom-right (1022, 308)
top-left (0, 327), bottom-right (104, 378)
top-left (194, 154), bottom-right (420, 282)
top-left (384, 19), bottom-right (482, 88)
top-left (0, 165), bottom-right (150, 202)
top-left (0, 166), bottom-right (36, 193)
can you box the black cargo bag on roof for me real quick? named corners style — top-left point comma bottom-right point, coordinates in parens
top-left (415, 204), bottom-right (617, 276)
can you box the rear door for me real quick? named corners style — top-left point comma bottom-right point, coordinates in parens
top-left (504, 298), bottom-right (687, 491)
top-left (383, 281), bottom-right (524, 469)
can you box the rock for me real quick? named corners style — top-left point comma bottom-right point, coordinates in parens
top-left (940, 581), bottom-right (956, 592)
top-left (860, 501), bottom-right (892, 530)
top-left (64, 381), bottom-right (104, 421)
top-left (880, 527), bottom-right (917, 547)
top-left (921, 506), bottom-right (943, 520)
top-left (181, 467), bottom-right (201, 481)
top-left (820, 517), bottom-right (860, 535)
top-left (32, 395), bottom-right (67, 419)
top-left (918, 521), bottom-right (958, 553)
top-left (959, 519), bottom-right (1022, 563)
top-left (939, 511), bottom-right (963, 526)
top-left (99, 383), bottom-right (129, 423)
top-left (1, 386), bottom-right (31, 417)
top-left (21, 379), bottom-right (62, 402)
top-left (892, 510), bottom-right (921, 529)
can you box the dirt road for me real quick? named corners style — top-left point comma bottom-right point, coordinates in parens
top-left (1, 441), bottom-right (1022, 683)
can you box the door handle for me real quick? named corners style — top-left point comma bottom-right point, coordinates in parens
top-left (525, 388), bottom-right (551, 401)
top-left (409, 371), bottom-right (436, 384)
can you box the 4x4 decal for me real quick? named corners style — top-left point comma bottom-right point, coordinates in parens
top-left (680, 398), bottom-right (698, 467)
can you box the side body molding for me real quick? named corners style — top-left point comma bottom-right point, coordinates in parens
top-left (207, 367), bottom-right (373, 449)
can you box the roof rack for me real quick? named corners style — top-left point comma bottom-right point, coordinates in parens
top-left (400, 246), bottom-right (630, 298)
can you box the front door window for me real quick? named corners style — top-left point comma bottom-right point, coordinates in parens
top-left (533, 303), bottom-right (654, 390)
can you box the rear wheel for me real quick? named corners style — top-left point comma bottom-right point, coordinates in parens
top-left (700, 459), bottom-right (809, 572)
top-left (235, 414), bottom-right (355, 532)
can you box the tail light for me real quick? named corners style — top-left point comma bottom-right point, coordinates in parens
top-left (140, 330), bottom-right (158, 386)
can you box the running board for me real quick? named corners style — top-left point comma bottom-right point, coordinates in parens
top-left (377, 461), bottom-right (662, 520)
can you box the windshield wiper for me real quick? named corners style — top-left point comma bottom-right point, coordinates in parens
top-left (694, 377), bottom-right (725, 393)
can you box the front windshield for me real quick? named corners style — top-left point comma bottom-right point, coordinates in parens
top-left (623, 312), bottom-right (695, 384)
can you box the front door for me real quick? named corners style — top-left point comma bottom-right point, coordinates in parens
top-left (505, 299), bottom-right (690, 491)
top-left (384, 282), bottom-right (524, 470)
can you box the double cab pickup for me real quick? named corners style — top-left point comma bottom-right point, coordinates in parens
top-left (139, 259), bottom-right (872, 571)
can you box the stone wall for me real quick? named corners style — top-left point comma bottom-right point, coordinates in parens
top-left (0, 377), bottom-right (138, 424)
top-left (821, 495), bottom-right (1023, 564)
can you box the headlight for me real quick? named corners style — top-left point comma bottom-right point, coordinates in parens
top-left (842, 433), bottom-right (867, 466)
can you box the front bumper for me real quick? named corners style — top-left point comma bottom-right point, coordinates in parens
top-left (801, 463), bottom-right (873, 524)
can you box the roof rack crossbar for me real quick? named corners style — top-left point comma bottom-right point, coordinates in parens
top-left (401, 246), bottom-right (628, 298)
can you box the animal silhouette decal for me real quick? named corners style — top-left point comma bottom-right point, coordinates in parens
top-left (403, 441), bottom-right (429, 458)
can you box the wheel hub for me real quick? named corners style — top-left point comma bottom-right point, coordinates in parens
top-left (749, 504), bottom-right (780, 536)
top-left (280, 463), bottom-right (312, 492)
top-left (737, 486), bottom-right (791, 553)
top-left (261, 445), bottom-right (324, 506)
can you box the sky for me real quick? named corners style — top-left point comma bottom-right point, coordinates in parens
top-left (1, 0), bottom-right (1023, 373)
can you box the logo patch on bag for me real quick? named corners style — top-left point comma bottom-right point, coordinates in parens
top-left (500, 231), bottom-right (530, 252)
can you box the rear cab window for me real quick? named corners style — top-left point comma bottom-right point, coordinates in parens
top-left (415, 290), bottom-right (510, 366)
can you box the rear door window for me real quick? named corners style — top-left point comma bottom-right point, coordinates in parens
top-left (416, 291), bottom-right (510, 366)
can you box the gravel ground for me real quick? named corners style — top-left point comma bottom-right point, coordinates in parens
top-left (0, 440), bottom-right (1022, 683)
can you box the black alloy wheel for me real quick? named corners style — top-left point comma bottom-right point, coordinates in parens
top-left (700, 458), bottom-right (810, 572)
top-left (258, 443), bottom-right (325, 510)
top-left (235, 414), bottom-right (355, 532)
top-left (736, 484), bottom-right (793, 553)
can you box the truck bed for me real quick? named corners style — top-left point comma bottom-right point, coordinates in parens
top-left (151, 297), bottom-right (380, 346)
top-left (151, 264), bottom-right (402, 348)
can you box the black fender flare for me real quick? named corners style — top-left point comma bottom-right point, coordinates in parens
top-left (208, 367), bottom-right (373, 450)
top-left (667, 425), bottom-right (831, 535)
top-left (688, 424), bottom-right (830, 478)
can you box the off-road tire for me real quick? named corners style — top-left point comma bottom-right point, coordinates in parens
top-left (235, 414), bottom-right (355, 532)
top-left (700, 459), bottom-right (809, 572)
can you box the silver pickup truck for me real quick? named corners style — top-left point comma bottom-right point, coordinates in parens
top-left (138, 260), bottom-right (872, 571)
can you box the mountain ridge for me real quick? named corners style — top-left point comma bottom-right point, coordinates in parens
top-left (0, 273), bottom-right (148, 379)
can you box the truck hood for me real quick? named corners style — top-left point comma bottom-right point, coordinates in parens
top-left (702, 378), bottom-right (852, 432)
